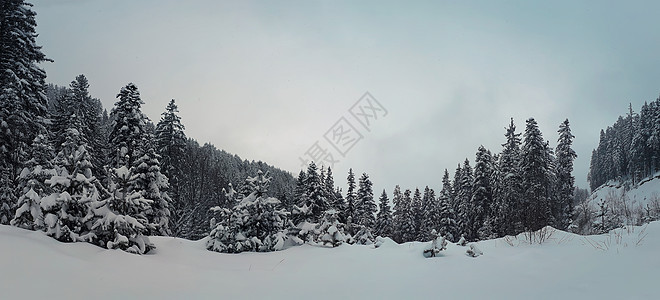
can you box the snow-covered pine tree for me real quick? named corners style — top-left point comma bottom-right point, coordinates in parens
top-left (344, 168), bottom-right (357, 232)
top-left (438, 169), bottom-right (459, 242)
top-left (374, 189), bottom-right (393, 238)
top-left (472, 146), bottom-right (495, 240)
top-left (391, 185), bottom-right (404, 242)
top-left (0, 0), bottom-right (50, 223)
top-left (132, 145), bottom-right (172, 236)
top-left (92, 166), bottom-right (153, 254)
top-left (292, 170), bottom-right (307, 210)
top-left (324, 167), bottom-right (345, 217)
top-left (155, 99), bottom-right (186, 234)
top-left (354, 172), bottom-right (376, 230)
top-left (457, 159), bottom-right (474, 240)
top-left (41, 124), bottom-right (102, 243)
top-left (437, 185), bottom-right (458, 242)
top-left (410, 187), bottom-right (423, 241)
top-left (555, 119), bottom-right (577, 230)
top-left (419, 186), bottom-right (437, 241)
top-left (108, 83), bottom-right (149, 168)
top-left (11, 133), bottom-right (55, 230)
top-left (494, 118), bottom-right (523, 236)
top-left (399, 188), bottom-right (417, 242)
top-left (291, 162), bottom-right (329, 234)
top-left (207, 170), bottom-right (288, 253)
top-left (521, 117), bottom-right (552, 232)
top-left (317, 209), bottom-right (348, 247)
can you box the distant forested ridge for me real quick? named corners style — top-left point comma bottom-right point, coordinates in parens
top-left (588, 98), bottom-right (660, 191)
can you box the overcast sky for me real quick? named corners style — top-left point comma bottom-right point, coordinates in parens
top-left (32, 0), bottom-right (660, 194)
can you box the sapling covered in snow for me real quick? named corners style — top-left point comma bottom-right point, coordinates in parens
top-left (317, 209), bottom-right (348, 247)
top-left (41, 128), bottom-right (102, 243)
top-left (92, 166), bottom-right (154, 254)
top-left (457, 234), bottom-right (467, 246)
top-left (207, 170), bottom-right (289, 253)
top-left (352, 224), bottom-right (375, 245)
top-left (11, 134), bottom-right (56, 230)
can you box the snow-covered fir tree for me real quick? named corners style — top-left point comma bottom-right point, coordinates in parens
top-left (132, 145), bottom-right (172, 236)
top-left (397, 188), bottom-right (417, 243)
top-left (521, 117), bottom-right (552, 232)
top-left (41, 125), bottom-right (102, 243)
top-left (344, 168), bottom-right (357, 232)
top-left (317, 209), bottom-right (348, 247)
top-left (374, 189), bottom-right (393, 238)
top-left (292, 162), bottom-right (329, 225)
top-left (354, 172), bottom-right (376, 230)
top-left (92, 166), bottom-right (153, 254)
top-left (207, 170), bottom-right (288, 253)
top-left (108, 83), bottom-right (149, 168)
top-left (11, 133), bottom-right (55, 230)
top-left (472, 146), bottom-right (495, 240)
top-left (555, 119), bottom-right (577, 230)
top-left (494, 118), bottom-right (523, 236)
top-left (457, 159), bottom-right (474, 240)
top-left (419, 186), bottom-right (437, 241)
top-left (0, 0), bottom-right (50, 223)
top-left (155, 99), bottom-right (186, 234)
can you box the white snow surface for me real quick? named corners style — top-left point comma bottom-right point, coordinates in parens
top-left (589, 173), bottom-right (660, 207)
top-left (1, 223), bottom-right (659, 299)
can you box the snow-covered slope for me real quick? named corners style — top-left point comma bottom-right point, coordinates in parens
top-left (2, 224), bottom-right (659, 299)
top-left (590, 173), bottom-right (660, 208)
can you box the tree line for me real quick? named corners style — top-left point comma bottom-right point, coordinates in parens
top-left (0, 0), bottom-right (295, 254)
top-left (588, 99), bottom-right (660, 191)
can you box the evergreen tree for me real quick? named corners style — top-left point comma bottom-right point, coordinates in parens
top-left (521, 118), bottom-right (552, 232)
top-left (418, 186), bottom-right (437, 241)
top-left (155, 99), bottom-right (186, 233)
top-left (457, 159), bottom-right (474, 240)
top-left (317, 209), bottom-right (348, 247)
top-left (557, 119), bottom-right (577, 230)
top-left (11, 133), bottom-right (55, 229)
top-left (292, 162), bottom-right (328, 225)
top-left (439, 169), bottom-right (459, 241)
top-left (410, 187), bottom-right (423, 240)
top-left (494, 118), bottom-right (523, 235)
top-left (374, 189), bottom-right (393, 238)
top-left (108, 83), bottom-right (149, 167)
top-left (344, 168), bottom-right (357, 231)
top-left (354, 173), bottom-right (376, 230)
top-left (42, 126), bottom-right (102, 243)
top-left (207, 170), bottom-right (288, 253)
top-left (399, 189), bottom-right (416, 242)
top-left (132, 145), bottom-right (172, 236)
top-left (472, 146), bottom-right (495, 240)
top-left (0, 0), bottom-right (50, 223)
top-left (391, 185), bottom-right (405, 242)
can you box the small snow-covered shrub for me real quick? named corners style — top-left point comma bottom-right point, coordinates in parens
top-left (466, 244), bottom-right (483, 257)
top-left (423, 229), bottom-right (447, 258)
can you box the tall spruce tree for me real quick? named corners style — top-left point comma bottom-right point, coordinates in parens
top-left (495, 118), bottom-right (523, 235)
top-left (521, 118), bottom-right (552, 232)
top-left (0, 0), bottom-right (50, 223)
top-left (374, 189), bottom-right (393, 238)
top-left (472, 146), bottom-right (495, 240)
top-left (555, 119), bottom-right (576, 230)
top-left (155, 99), bottom-right (186, 235)
top-left (354, 173), bottom-right (376, 230)
top-left (345, 168), bottom-right (357, 230)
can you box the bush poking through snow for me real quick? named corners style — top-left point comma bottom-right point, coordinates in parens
top-left (423, 229), bottom-right (447, 258)
top-left (466, 244), bottom-right (483, 257)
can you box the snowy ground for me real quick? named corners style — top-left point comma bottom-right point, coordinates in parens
top-left (2, 223), bottom-right (659, 299)
top-left (590, 172), bottom-right (660, 207)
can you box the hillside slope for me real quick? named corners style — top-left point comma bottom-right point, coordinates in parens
top-left (1, 223), bottom-right (658, 299)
